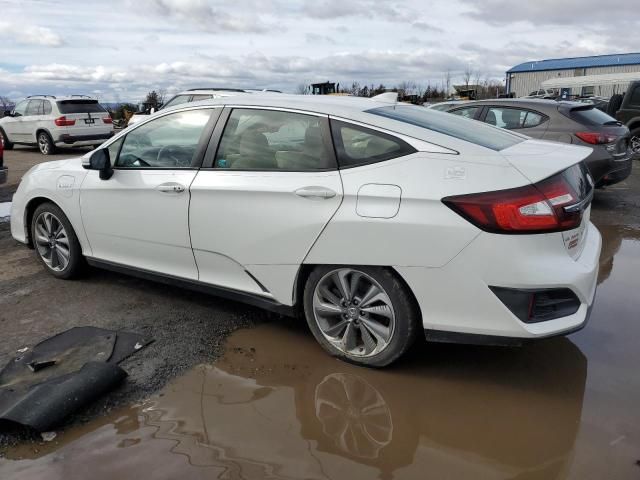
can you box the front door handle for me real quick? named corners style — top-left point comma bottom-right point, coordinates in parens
top-left (156, 182), bottom-right (186, 194)
top-left (295, 186), bottom-right (337, 199)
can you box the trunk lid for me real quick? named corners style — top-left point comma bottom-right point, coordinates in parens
top-left (500, 139), bottom-right (593, 184)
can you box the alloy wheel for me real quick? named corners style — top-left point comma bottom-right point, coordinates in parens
top-left (34, 212), bottom-right (70, 271)
top-left (631, 135), bottom-right (640, 156)
top-left (38, 134), bottom-right (50, 154)
top-left (312, 268), bottom-right (396, 357)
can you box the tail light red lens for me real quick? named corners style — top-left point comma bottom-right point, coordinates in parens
top-left (443, 164), bottom-right (592, 234)
top-left (575, 131), bottom-right (618, 144)
top-left (102, 117), bottom-right (113, 124)
top-left (54, 116), bottom-right (76, 126)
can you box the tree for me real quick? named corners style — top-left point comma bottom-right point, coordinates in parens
top-left (144, 90), bottom-right (162, 109)
top-left (443, 70), bottom-right (451, 98)
top-left (462, 64), bottom-right (473, 91)
top-left (295, 83), bottom-right (309, 95)
top-left (0, 96), bottom-right (12, 114)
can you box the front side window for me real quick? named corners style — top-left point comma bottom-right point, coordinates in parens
top-left (115, 109), bottom-right (213, 169)
top-left (214, 109), bottom-right (335, 170)
top-left (25, 100), bottom-right (44, 116)
top-left (13, 101), bottom-right (28, 116)
top-left (331, 120), bottom-right (416, 168)
top-left (450, 106), bottom-right (479, 119)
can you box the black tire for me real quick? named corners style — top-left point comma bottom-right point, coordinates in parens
top-left (31, 202), bottom-right (85, 279)
top-left (0, 128), bottom-right (13, 150)
top-left (37, 131), bottom-right (56, 155)
top-left (630, 127), bottom-right (640, 159)
top-left (303, 265), bottom-right (420, 367)
top-left (607, 94), bottom-right (623, 116)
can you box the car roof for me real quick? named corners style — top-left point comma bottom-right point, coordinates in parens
top-left (25, 95), bottom-right (97, 101)
top-left (449, 98), bottom-right (588, 111)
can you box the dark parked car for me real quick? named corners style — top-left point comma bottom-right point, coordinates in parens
top-left (446, 99), bottom-right (632, 187)
top-left (0, 135), bottom-right (6, 184)
top-left (607, 81), bottom-right (640, 157)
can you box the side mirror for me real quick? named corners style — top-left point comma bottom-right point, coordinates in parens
top-left (82, 148), bottom-right (113, 180)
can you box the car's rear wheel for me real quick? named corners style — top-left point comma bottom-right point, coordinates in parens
top-left (630, 127), bottom-right (640, 159)
top-left (31, 202), bottom-right (84, 279)
top-left (0, 128), bottom-right (13, 150)
top-left (37, 131), bottom-right (56, 155)
top-left (303, 266), bottom-right (420, 367)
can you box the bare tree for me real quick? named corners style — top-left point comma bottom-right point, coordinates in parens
top-left (443, 70), bottom-right (451, 98)
top-left (0, 96), bottom-right (12, 113)
top-left (295, 83), bottom-right (309, 95)
top-left (157, 88), bottom-right (167, 105)
top-left (462, 64), bottom-right (473, 91)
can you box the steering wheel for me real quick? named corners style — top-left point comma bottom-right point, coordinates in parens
top-left (157, 145), bottom-right (189, 167)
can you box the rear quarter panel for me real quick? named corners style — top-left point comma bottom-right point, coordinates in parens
top-left (305, 151), bottom-right (532, 268)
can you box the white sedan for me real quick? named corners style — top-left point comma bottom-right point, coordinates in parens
top-left (10, 94), bottom-right (601, 367)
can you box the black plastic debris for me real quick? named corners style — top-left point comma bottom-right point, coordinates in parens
top-left (0, 326), bottom-right (152, 432)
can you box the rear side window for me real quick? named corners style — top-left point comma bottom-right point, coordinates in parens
top-left (43, 100), bottom-right (52, 115)
top-left (629, 86), bottom-right (640, 107)
top-left (214, 109), bottom-right (335, 171)
top-left (484, 107), bottom-right (546, 129)
top-left (567, 107), bottom-right (618, 126)
top-left (330, 120), bottom-right (416, 168)
top-left (26, 100), bottom-right (44, 116)
top-left (368, 105), bottom-right (524, 151)
top-left (57, 100), bottom-right (105, 114)
top-left (450, 106), bottom-right (479, 119)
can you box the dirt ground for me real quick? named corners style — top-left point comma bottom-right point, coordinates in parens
top-left (1, 147), bottom-right (640, 479)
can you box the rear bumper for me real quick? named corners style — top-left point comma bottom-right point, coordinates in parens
top-left (586, 149), bottom-right (633, 186)
top-left (55, 132), bottom-right (114, 146)
top-left (396, 222), bottom-right (602, 341)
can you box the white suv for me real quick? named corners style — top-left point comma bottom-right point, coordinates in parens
top-left (0, 96), bottom-right (114, 155)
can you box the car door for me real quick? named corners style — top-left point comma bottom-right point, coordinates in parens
top-left (20, 100), bottom-right (44, 142)
top-left (480, 106), bottom-right (549, 138)
top-left (4, 100), bottom-right (29, 142)
top-left (189, 107), bottom-right (343, 303)
top-left (80, 107), bottom-right (220, 279)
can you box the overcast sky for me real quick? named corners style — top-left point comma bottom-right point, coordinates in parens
top-left (0, 0), bottom-right (638, 102)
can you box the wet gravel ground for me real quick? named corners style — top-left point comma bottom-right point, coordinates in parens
top-left (0, 147), bottom-right (638, 450)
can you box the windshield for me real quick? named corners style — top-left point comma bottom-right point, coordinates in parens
top-left (57, 100), bottom-right (105, 114)
top-left (368, 105), bottom-right (524, 151)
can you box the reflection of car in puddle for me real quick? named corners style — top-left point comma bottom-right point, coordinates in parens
top-left (1, 324), bottom-right (588, 480)
top-left (314, 373), bottom-right (393, 460)
top-left (597, 225), bottom-right (640, 285)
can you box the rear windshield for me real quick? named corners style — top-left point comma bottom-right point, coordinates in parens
top-left (163, 95), bottom-right (191, 108)
top-left (57, 100), bottom-right (105, 114)
top-left (368, 105), bottom-right (524, 151)
top-left (567, 106), bottom-right (619, 126)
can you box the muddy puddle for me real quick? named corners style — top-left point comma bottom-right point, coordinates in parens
top-left (2, 225), bottom-right (640, 479)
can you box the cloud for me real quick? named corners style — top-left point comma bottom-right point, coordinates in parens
top-left (0, 21), bottom-right (63, 47)
top-left (0, 49), bottom-right (468, 100)
top-left (127, 0), bottom-right (272, 32)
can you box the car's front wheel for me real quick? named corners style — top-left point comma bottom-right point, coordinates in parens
top-left (31, 202), bottom-right (84, 279)
top-left (37, 131), bottom-right (56, 155)
top-left (303, 266), bottom-right (420, 367)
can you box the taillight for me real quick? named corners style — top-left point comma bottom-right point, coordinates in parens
top-left (443, 166), bottom-right (590, 234)
top-left (575, 131), bottom-right (617, 144)
top-left (54, 116), bottom-right (76, 126)
top-left (103, 116), bottom-right (113, 124)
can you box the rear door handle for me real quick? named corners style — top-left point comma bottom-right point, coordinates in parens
top-left (156, 182), bottom-right (186, 194)
top-left (295, 186), bottom-right (337, 199)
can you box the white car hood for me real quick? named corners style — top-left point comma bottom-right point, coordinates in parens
top-left (27, 157), bottom-right (83, 175)
top-left (500, 139), bottom-right (592, 184)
